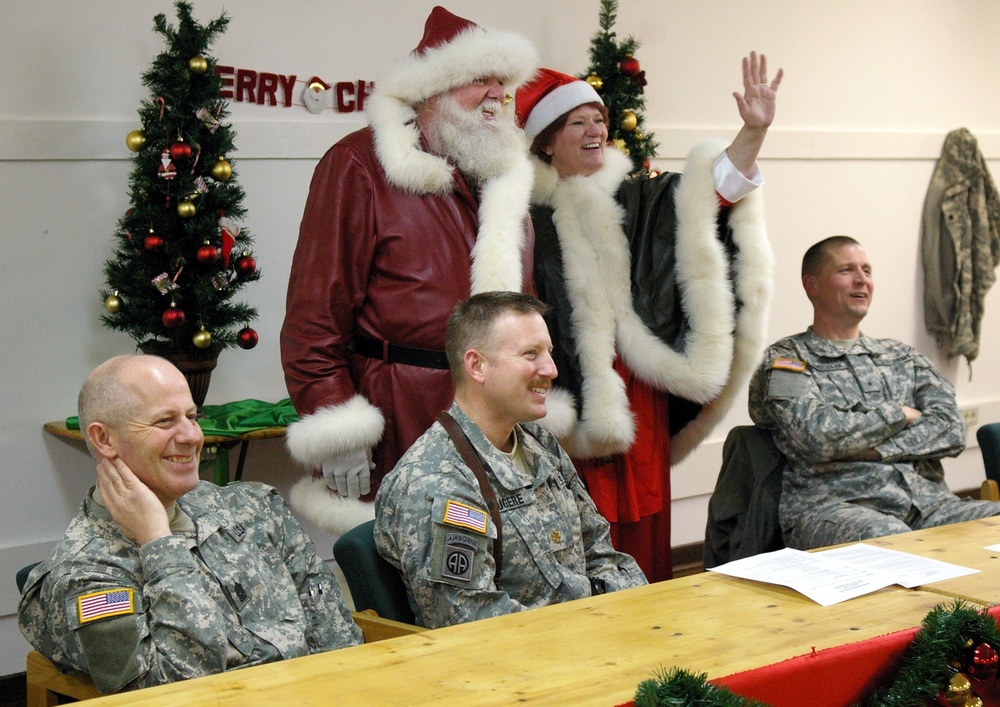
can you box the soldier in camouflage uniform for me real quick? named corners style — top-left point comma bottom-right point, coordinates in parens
top-left (374, 292), bottom-right (646, 629)
top-left (18, 356), bottom-right (361, 694)
top-left (750, 236), bottom-right (1000, 550)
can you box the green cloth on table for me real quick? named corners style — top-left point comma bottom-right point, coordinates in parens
top-left (197, 398), bottom-right (299, 437)
top-left (198, 399), bottom-right (298, 485)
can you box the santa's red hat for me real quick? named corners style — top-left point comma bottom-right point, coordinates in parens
top-left (374, 6), bottom-right (537, 107)
top-left (515, 68), bottom-right (603, 141)
top-left (365, 7), bottom-right (538, 195)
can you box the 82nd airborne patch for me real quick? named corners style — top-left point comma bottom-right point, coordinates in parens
top-left (441, 532), bottom-right (477, 582)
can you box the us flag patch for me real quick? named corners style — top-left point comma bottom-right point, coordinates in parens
top-left (77, 588), bottom-right (135, 624)
top-left (442, 499), bottom-right (488, 534)
top-left (772, 357), bottom-right (807, 372)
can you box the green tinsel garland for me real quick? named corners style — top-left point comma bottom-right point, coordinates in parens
top-left (860, 600), bottom-right (1000, 707)
top-left (633, 667), bottom-right (767, 707)
top-left (631, 602), bottom-right (1000, 707)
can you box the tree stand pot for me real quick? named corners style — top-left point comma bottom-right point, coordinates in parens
top-left (138, 340), bottom-right (221, 410)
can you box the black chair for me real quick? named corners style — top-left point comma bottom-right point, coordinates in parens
top-left (703, 425), bottom-right (786, 569)
top-left (333, 519), bottom-right (416, 625)
top-left (977, 422), bottom-right (1000, 485)
top-left (16, 561), bottom-right (40, 594)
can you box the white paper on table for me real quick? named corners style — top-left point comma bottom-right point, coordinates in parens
top-left (707, 547), bottom-right (897, 606)
top-left (816, 543), bottom-right (979, 588)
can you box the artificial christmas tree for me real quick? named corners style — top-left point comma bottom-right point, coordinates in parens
top-left (101, 1), bottom-right (259, 406)
top-left (580, 0), bottom-right (659, 174)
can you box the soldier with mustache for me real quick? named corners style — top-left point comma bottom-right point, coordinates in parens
top-left (374, 292), bottom-right (645, 629)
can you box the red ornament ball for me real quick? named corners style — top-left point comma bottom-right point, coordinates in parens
top-left (235, 254), bottom-right (257, 277)
top-left (237, 327), bottom-right (259, 350)
top-left (169, 141), bottom-right (192, 161)
top-left (162, 306), bottom-right (185, 329)
top-left (144, 234), bottom-right (164, 251)
top-left (619, 55), bottom-right (640, 77)
top-left (970, 643), bottom-right (999, 681)
top-left (197, 243), bottom-right (220, 265)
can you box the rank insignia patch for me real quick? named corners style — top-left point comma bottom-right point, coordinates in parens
top-left (77, 588), bottom-right (135, 624)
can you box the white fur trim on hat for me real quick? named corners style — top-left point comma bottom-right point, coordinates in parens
top-left (284, 395), bottom-right (385, 469)
top-left (522, 81), bottom-right (603, 141)
top-left (376, 24), bottom-right (538, 108)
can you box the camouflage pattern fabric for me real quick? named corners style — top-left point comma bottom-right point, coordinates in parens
top-left (922, 127), bottom-right (1000, 366)
top-left (374, 403), bottom-right (646, 629)
top-left (749, 329), bottom-right (1000, 550)
top-left (18, 481), bottom-right (362, 694)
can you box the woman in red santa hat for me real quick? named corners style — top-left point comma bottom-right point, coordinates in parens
top-left (515, 55), bottom-right (781, 581)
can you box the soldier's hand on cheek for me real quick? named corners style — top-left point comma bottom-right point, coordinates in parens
top-left (97, 458), bottom-right (171, 545)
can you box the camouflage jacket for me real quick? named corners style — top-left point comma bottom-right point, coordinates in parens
top-left (749, 330), bottom-right (966, 530)
top-left (373, 403), bottom-right (646, 629)
top-left (921, 127), bottom-right (1000, 366)
top-left (18, 481), bottom-right (362, 694)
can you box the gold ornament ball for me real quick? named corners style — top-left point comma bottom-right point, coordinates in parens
top-left (177, 200), bottom-right (197, 219)
top-left (193, 328), bottom-right (213, 349)
top-left (188, 55), bottom-right (209, 74)
top-left (104, 293), bottom-right (122, 314)
top-left (620, 110), bottom-right (638, 132)
top-left (585, 73), bottom-right (603, 90)
top-left (946, 672), bottom-right (971, 705)
top-left (125, 129), bottom-right (146, 152)
top-left (210, 158), bottom-right (232, 181)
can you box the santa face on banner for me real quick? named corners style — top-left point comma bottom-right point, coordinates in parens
top-left (303, 77), bottom-right (331, 114)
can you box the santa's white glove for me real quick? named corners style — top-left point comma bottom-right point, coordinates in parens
top-left (322, 448), bottom-right (374, 499)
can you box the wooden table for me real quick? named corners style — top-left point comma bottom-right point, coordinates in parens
top-left (80, 572), bottom-right (950, 706)
top-left (861, 515), bottom-right (1000, 605)
top-left (43, 421), bottom-right (286, 484)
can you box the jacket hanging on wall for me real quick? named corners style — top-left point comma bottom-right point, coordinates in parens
top-left (921, 127), bottom-right (1000, 368)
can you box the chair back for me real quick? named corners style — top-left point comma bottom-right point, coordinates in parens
top-left (977, 422), bottom-right (1000, 485)
top-left (17, 561), bottom-right (40, 593)
top-left (703, 425), bottom-right (786, 569)
top-left (333, 519), bottom-right (415, 625)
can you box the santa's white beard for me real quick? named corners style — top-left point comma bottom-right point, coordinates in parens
top-left (425, 96), bottom-right (526, 184)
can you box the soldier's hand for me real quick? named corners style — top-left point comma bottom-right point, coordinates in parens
top-left (902, 405), bottom-right (922, 426)
top-left (97, 457), bottom-right (171, 545)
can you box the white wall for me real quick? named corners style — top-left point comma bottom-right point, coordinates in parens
top-left (3, 0), bottom-right (1000, 677)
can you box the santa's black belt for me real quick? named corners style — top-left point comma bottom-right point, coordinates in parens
top-left (348, 334), bottom-right (450, 370)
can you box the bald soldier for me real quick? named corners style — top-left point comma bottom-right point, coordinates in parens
top-left (19, 355), bottom-right (361, 694)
